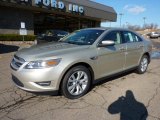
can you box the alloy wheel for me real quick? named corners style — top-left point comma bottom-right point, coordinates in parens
top-left (140, 57), bottom-right (148, 72)
top-left (67, 71), bottom-right (88, 96)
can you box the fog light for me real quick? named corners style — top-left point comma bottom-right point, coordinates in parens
top-left (36, 81), bottom-right (51, 86)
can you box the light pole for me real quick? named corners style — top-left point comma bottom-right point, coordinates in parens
top-left (109, 21), bottom-right (112, 27)
top-left (143, 17), bottom-right (146, 25)
top-left (119, 13), bottom-right (124, 27)
top-left (125, 22), bottom-right (129, 28)
top-left (143, 17), bottom-right (146, 29)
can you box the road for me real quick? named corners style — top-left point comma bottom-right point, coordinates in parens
top-left (0, 39), bottom-right (160, 120)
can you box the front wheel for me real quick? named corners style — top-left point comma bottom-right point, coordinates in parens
top-left (61, 66), bottom-right (91, 99)
top-left (136, 55), bottom-right (149, 74)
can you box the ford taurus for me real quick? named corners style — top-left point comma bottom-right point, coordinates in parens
top-left (10, 28), bottom-right (152, 99)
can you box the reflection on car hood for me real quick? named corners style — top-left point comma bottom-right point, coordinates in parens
top-left (15, 42), bottom-right (90, 61)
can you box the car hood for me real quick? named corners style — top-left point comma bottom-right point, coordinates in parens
top-left (15, 42), bottom-right (90, 61)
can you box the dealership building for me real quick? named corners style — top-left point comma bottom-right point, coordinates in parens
top-left (0, 0), bottom-right (117, 35)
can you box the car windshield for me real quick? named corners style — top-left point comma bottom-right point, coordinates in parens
top-left (60, 29), bottom-right (104, 45)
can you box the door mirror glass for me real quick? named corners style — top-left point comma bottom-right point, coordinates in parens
top-left (98, 40), bottom-right (115, 47)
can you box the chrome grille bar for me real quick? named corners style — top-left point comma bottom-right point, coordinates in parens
top-left (11, 55), bottom-right (25, 71)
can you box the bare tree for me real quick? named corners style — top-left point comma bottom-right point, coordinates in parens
top-left (143, 23), bottom-right (158, 30)
top-left (126, 23), bottom-right (159, 31)
top-left (127, 25), bottom-right (141, 31)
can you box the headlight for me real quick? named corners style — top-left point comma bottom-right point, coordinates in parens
top-left (25, 58), bottom-right (61, 69)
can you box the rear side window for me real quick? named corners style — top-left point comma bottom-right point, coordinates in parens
top-left (132, 34), bottom-right (141, 42)
top-left (123, 31), bottom-right (142, 43)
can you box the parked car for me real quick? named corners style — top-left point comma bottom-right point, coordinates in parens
top-left (10, 28), bottom-right (152, 99)
top-left (35, 30), bottom-right (69, 44)
top-left (148, 32), bottom-right (160, 39)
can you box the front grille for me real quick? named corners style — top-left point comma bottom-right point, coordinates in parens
top-left (14, 55), bottom-right (25, 62)
top-left (12, 75), bottom-right (24, 87)
top-left (10, 55), bottom-right (25, 71)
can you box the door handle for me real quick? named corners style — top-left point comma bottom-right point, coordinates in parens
top-left (138, 45), bottom-right (144, 48)
top-left (90, 56), bottom-right (98, 60)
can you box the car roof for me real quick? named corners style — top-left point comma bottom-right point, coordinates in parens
top-left (82, 27), bottom-right (134, 32)
top-left (80, 27), bottom-right (143, 38)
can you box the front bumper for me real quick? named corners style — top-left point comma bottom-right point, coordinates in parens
top-left (11, 62), bottom-right (64, 92)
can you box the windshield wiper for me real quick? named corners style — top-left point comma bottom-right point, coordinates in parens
top-left (59, 41), bottom-right (88, 45)
top-left (64, 41), bottom-right (79, 45)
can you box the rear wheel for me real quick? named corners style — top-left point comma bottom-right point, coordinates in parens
top-left (61, 66), bottom-right (91, 99)
top-left (136, 55), bottom-right (149, 74)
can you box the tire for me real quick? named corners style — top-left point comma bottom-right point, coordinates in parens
top-left (136, 55), bottom-right (149, 74)
top-left (61, 66), bottom-right (91, 99)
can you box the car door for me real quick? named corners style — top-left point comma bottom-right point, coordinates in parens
top-left (96, 31), bottom-right (126, 78)
top-left (122, 31), bottom-right (144, 69)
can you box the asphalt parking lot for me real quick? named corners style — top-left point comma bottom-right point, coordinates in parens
top-left (0, 38), bottom-right (160, 120)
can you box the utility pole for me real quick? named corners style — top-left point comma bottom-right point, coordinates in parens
top-left (119, 13), bottom-right (124, 27)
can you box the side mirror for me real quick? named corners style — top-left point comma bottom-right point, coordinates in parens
top-left (98, 40), bottom-right (115, 47)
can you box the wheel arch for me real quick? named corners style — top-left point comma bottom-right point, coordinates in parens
top-left (59, 62), bottom-right (95, 93)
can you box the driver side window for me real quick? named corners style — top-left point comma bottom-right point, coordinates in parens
top-left (102, 31), bottom-right (122, 45)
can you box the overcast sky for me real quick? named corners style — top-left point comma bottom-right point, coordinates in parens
top-left (91, 0), bottom-right (160, 28)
